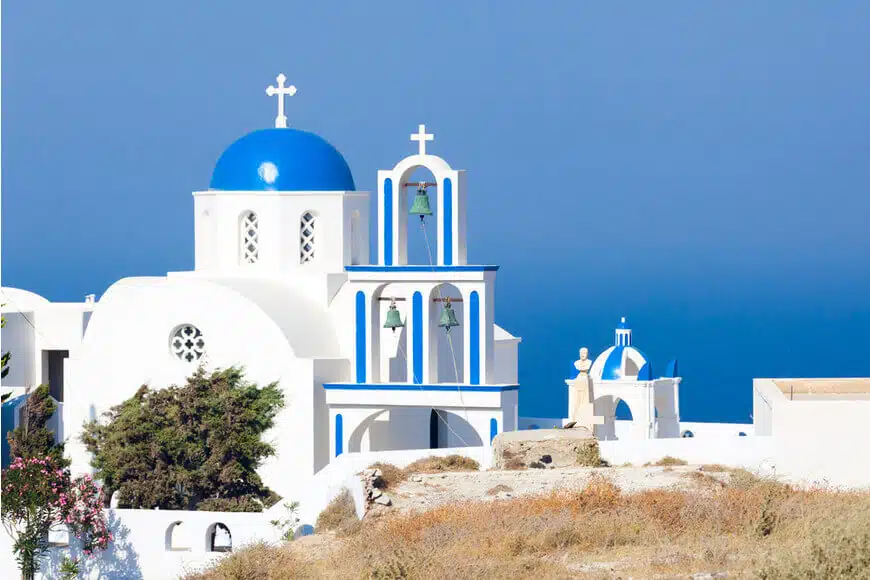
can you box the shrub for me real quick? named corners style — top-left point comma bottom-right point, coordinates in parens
top-left (316, 489), bottom-right (359, 535)
top-left (404, 455), bottom-right (479, 474)
top-left (647, 456), bottom-right (688, 467)
top-left (6, 385), bottom-right (68, 468)
top-left (81, 366), bottom-right (284, 510)
top-left (576, 439), bottom-right (605, 467)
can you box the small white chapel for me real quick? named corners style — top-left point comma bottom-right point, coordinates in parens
top-left (0, 74), bottom-right (521, 503)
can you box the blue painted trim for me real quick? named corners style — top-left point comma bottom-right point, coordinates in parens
top-left (323, 383), bottom-right (519, 392)
top-left (412, 291), bottom-right (423, 384)
top-left (346, 265), bottom-right (499, 272)
top-left (490, 418), bottom-right (498, 443)
top-left (355, 291), bottom-right (366, 383)
top-left (335, 414), bottom-right (343, 456)
top-left (637, 362), bottom-right (653, 381)
top-left (469, 291), bottom-right (480, 385)
top-left (443, 178), bottom-right (453, 265)
top-left (383, 179), bottom-right (393, 265)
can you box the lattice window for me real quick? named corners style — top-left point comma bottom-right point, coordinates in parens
top-left (240, 211), bottom-right (259, 264)
top-left (170, 325), bottom-right (205, 363)
top-left (300, 211), bottom-right (316, 263)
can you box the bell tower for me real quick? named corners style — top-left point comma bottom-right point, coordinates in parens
top-left (376, 125), bottom-right (467, 266)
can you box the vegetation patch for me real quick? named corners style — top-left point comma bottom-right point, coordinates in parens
top-left (81, 366), bottom-right (283, 511)
top-left (486, 484), bottom-right (514, 496)
top-left (645, 455), bottom-right (689, 467)
top-left (367, 462), bottom-right (407, 490)
top-left (404, 454), bottom-right (480, 474)
top-left (576, 439), bottom-right (606, 467)
top-left (315, 489), bottom-right (359, 535)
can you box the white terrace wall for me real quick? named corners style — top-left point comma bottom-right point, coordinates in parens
top-left (0, 446), bottom-right (490, 579)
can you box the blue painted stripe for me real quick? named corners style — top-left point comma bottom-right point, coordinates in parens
top-left (412, 291), bottom-right (423, 384)
top-left (601, 346), bottom-right (625, 380)
top-left (490, 418), bottom-right (498, 443)
top-left (470, 291), bottom-right (480, 385)
top-left (443, 178), bottom-right (453, 265)
top-left (355, 291), bottom-right (366, 383)
top-left (383, 178), bottom-right (393, 265)
top-left (346, 265), bottom-right (499, 272)
top-left (335, 414), bottom-right (343, 457)
top-left (323, 383), bottom-right (519, 392)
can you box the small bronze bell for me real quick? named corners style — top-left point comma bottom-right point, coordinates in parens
top-left (438, 298), bottom-right (460, 333)
top-left (383, 300), bottom-right (405, 332)
top-left (409, 185), bottom-right (434, 222)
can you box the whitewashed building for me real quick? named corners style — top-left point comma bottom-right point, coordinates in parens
top-left (1, 74), bottom-right (521, 507)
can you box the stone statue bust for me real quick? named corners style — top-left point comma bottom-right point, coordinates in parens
top-left (574, 347), bottom-right (591, 375)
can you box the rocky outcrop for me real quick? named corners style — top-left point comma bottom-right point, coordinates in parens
top-left (492, 428), bottom-right (603, 469)
top-left (361, 468), bottom-right (393, 511)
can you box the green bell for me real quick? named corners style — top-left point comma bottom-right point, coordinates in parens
top-left (409, 185), bottom-right (434, 221)
top-left (438, 299), bottom-right (460, 333)
top-left (383, 300), bottom-right (405, 332)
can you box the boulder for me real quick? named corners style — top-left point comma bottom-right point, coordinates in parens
top-left (492, 428), bottom-right (602, 470)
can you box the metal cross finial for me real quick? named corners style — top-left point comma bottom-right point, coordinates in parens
top-left (410, 124), bottom-right (434, 156)
top-left (265, 73), bottom-right (297, 128)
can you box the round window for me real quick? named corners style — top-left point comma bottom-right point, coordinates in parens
top-left (170, 325), bottom-right (205, 363)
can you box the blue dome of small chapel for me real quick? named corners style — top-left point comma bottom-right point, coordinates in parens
top-left (210, 128), bottom-right (355, 192)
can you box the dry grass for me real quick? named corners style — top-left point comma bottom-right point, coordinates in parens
top-left (404, 454), bottom-right (479, 474)
top-left (315, 489), bottom-right (359, 535)
top-left (699, 463), bottom-right (731, 473)
top-left (367, 462), bottom-right (407, 490)
top-left (188, 472), bottom-right (870, 579)
top-left (645, 455), bottom-right (689, 467)
top-left (576, 439), bottom-right (605, 467)
top-left (485, 484), bottom-right (513, 496)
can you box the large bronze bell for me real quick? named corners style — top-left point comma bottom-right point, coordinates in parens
top-left (383, 300), bottom-right (405, 332)
top-left (438, 298), bottom-right (460, 333)
top-left (409, 185), bottom-right (434, 221)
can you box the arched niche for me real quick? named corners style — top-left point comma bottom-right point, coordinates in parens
top-left (205, 522), bottom-right (232, 553)
top-left (165, 521), bottom-right (191, 551)
top-left (349, 407), bottom-right (482, 452)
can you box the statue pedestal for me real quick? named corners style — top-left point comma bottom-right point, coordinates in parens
top-left (566, 374), bottom-right (603, 433)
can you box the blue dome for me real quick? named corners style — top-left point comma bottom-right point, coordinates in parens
top-left (210, 128), bottom-right (355, 192)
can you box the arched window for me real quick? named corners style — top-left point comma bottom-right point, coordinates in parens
top-left (206, 522), bottom-right (232, 552)
top-left (240, 211), bottom-right (259, 264)
top-left (165, 521), bottom-right (191, 551)
top-left (300, 211), bottom-right (317, 263)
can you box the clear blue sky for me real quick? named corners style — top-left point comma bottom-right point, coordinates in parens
top-left (4, 2), bottom-right (870, 422)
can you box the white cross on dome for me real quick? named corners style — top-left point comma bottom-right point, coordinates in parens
top-left (265, 73), bottom-right (297, 128)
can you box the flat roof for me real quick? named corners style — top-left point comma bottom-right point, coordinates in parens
top-left (773, 378), bottom-right (870, 400)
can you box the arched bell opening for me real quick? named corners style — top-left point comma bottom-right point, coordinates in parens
top-left (380, 288), bottom-right (409, 384)
top-left (367, 283), bottom-right (407, 384)
top-left (403, 166), bottom-right (440, 266)
top-left (428, 283), bottom-right (464, 384)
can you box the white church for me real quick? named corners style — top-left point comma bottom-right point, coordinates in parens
top-left (7, 74), bottom-right (870, 579)
top-left (1, 74), bottom-right (522, 502)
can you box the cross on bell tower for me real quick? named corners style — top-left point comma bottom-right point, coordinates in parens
top-left (265, 73), bottom-right (297, 128)
top-left (410, 124), bottom-right (434, 155)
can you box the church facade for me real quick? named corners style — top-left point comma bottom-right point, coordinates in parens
top-left (1, 75), bottom-right (521, 503)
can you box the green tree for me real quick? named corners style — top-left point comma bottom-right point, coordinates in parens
top-left (6, 385), bottom-right (68, 467)
top-left (82, 366), bottom-right (284, 511)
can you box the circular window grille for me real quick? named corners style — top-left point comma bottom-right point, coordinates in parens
top-left (170, 325), bottom-right (205, 363)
